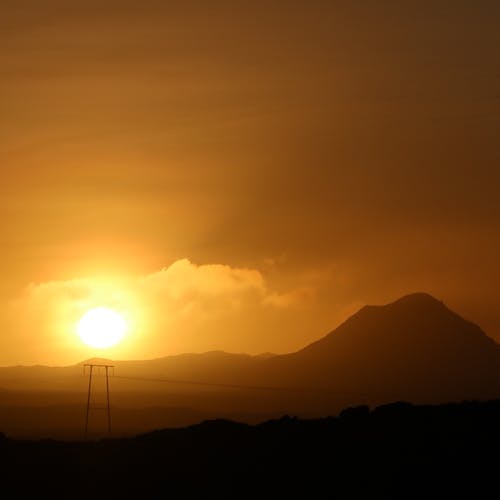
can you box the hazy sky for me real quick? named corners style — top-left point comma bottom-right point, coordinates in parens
top-left (1, 0), bottom-right (499, 365)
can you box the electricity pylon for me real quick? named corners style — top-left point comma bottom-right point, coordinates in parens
top-left (83, 363), bottom-right (114, 440)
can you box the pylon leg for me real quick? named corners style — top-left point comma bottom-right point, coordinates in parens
top-left (105, 366), bottom-right (112, 436)
top-left (84, 365), bottom-right (94, 440)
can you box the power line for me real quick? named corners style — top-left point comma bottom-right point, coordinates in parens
top-left (114, 375), bottom-right (295, 391)
top-left (113, 374), bottom-right (341, 395)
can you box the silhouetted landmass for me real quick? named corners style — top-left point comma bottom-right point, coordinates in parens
top-left (1, 293), bottom-right (500, 439)
top-left (1, 399), bottom-right (500, 498)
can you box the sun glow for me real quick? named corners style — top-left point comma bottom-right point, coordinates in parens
top-left (77, 307), bottom-right (127, 348)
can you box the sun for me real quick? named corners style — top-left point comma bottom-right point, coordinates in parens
top-left (77, 307), bottom-right (127, 348)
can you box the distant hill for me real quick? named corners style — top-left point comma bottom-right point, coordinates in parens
top-left (1, 293), bottom-right (500, 437)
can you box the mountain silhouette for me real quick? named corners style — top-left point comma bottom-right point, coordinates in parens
top-left (263, 293), bottom-right (500, 403)
top-left (1, 292), bottom-right (500, 437)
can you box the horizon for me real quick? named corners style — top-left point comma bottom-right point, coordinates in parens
top-left (0, 290), bottom-right (438, 367)
top-left (1, 291), bottom-right (497, 369)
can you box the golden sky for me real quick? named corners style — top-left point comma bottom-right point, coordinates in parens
top-left (1, 0), bottom-right (499, 365)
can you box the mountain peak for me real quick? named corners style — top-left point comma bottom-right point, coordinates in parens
top-left (359, 293), bottom-right (445, 312)
top-left (355, 293), bottom-right (448, 319)
top-left (392, 292), bottom-right (445, 307)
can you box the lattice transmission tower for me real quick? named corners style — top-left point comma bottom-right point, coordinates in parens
top-left (83, 363), bottom-right (114, 440)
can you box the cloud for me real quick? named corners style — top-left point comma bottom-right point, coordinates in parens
top-left (264, 286), bottom-right (316, 308)
top-left (2, 259), bottom-right (314, 364)
top-left (140, 259), bottom-right (266, 303)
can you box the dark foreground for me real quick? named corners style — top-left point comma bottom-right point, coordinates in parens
top-left (1, 399), bottom-right (500, 498)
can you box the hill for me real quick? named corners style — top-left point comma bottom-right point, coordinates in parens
top-left (1, 399), bottom-right (499, 498)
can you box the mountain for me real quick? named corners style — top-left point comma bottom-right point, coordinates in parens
top-left (1, 292), bottom-right (500, 438)
top-left (264, 293), bottom-right (500, 403)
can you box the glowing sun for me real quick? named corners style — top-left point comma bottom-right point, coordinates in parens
top-left (77, 307), bottom-right (126, 348)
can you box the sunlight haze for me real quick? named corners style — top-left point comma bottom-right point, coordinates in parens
top-left (1, 0), bottom-right (499, 365)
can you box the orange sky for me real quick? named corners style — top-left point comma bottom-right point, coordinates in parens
top-left (1, 0), bottom-right (499, 365)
